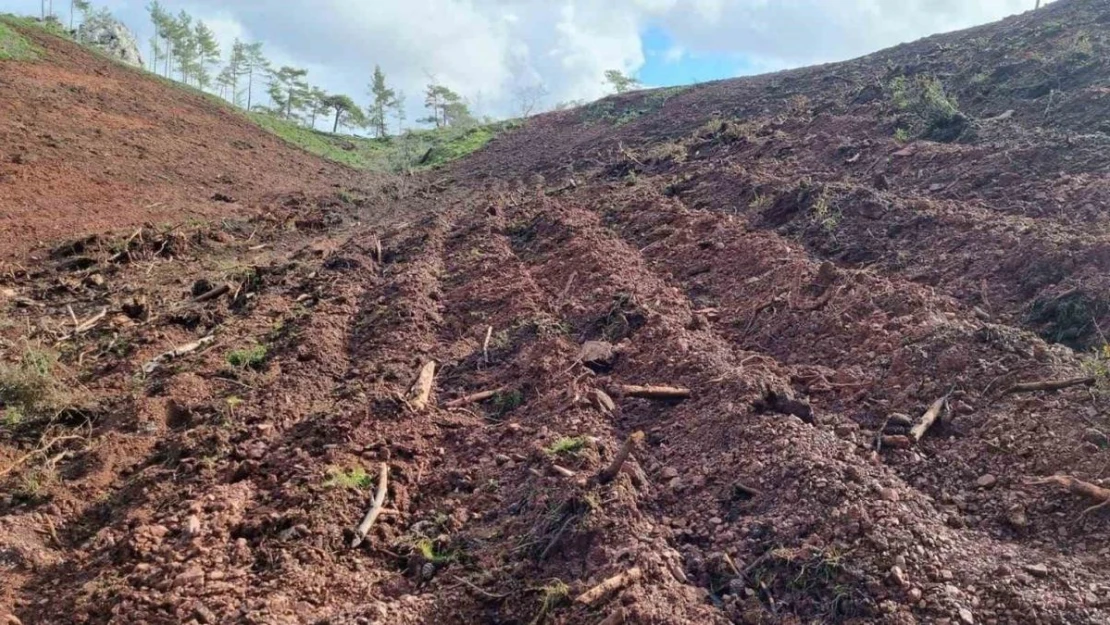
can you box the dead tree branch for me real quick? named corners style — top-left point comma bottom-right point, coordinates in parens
top-left (597, 431), bottom-right (644, 484)
top-left (350, 463), bottom-right (390, 547)
top-left (617, 385), bottom-right (691, 400)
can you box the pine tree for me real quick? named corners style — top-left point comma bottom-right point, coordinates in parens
top-left (604, 69), bottom-right (641, 94)
top-left (307, 87), bottom-right (329, 129)
top-left (171, 11), bottom-right (198, 84)
top-left (367, 65), bottom-right (395, 138)
top-left (268, 66), bottom-right (310, 120)
top-left (193, 21), bottom-right (221, 90)
top-left (225, 39), bottom-right (248, 107)
top-left (322, 94), bottom-right (364, 133)
top-left (243, 42), bottom-right (268, 111)
top-left (391, 90), bottom-right (407, 135)
top-left (421, 80), bottom-right (470, 128)
top-left (70, 0), bottom-right (90, 31)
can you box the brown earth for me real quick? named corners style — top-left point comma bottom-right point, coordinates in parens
top-left (4, 2), bottom-right (1110, 624)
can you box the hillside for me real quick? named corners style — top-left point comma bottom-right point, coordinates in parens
top-left (4, 2), bottom-right (1110, 624)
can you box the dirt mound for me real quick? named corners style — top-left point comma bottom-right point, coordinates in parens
top-left (5, 2), bottom-right (1110, 624)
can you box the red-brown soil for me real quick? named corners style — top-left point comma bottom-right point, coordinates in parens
top-left (4, 2), bottom-right (1110, 624)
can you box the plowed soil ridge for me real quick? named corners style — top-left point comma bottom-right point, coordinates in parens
top-left (5, 1), bottom-right (1110, 624)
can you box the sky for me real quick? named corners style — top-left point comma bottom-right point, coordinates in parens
top-left (4, 0), bottom-right (1052, 125)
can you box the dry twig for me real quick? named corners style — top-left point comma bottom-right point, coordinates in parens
top-left (576, 567), bottom-right (643, 606)
top-left (597, 431), bottom-right (644, 484)
top-left (910, 395), bottom-right (948, 443)
top-left (1003, 376), bottom-right (1095, 395)
top-left (350, 463), bottom-right (390, 547)
top-left (617, 385), bottom-right (691, 400)
top-left (1028, 474), bottom-right (1110, 517)
top-left (408, 361), bottom-right (436, 410)
top-left (445, 387), bottom-right (505, 408)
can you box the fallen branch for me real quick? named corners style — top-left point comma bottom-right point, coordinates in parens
top-left (576, 567), bottom-right (643, 606)
top-left (597, 431), bottom-right (644, 484)
top-left (57, 307), bottom-right (109, 341)
top-left (141, 335), bottom-right (216, 374)
top-left (445, 387), bottom-right (505, 408)
top-left (909, 395), bottom-right (948, 443)
top-left (0, 434), bottom-right (83, 479)
top-left (617, 385), bottom-right (691, 400)
top-left (1028, 474), bottom-right (1110, 516)
top-left (350, 463), bottom-right (390, 548)
top-left (407, 361), bottom-right (436, 410)
top-left (1003, 376), bottom-right (1095, 395)
top-left (192, 283), bottom-right (231, 303)
top-left (482, 326), bottom-right (493, 364)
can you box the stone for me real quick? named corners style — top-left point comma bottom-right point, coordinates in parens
top-left (1023, 563), bottom-right (1049, 578)
top-left (1083, 428), bottom-right (1109, 449)
top-left (579, 341), bottom-right (616, 370)
top-left (958, 607), bottom-right (975, 624)
top-left (879, 487), bottom-right (900, 502)
top-left (661, 467), bottom-right (679, 479)
top-left (590, 389), bottom-right (616, 414)
top-left (889, 566), bottom-right (907, 587)
top-left (976, 474), bottom-right (997, 489)
top-left (77, 13), bottom-right (144, 68)
top-left (908, 587), bottom-right (923, 602)
top-left (173, 567), bottom-right (205, 588)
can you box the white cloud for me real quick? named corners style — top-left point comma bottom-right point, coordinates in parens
top-left (0, 0), bottom-right (1057, 122)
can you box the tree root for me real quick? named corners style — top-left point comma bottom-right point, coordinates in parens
top-left (575, 567), bottom-right (643, 606)
top-left (1028, 474), bottom-right (1110, 517)
top-left (1003, 376), bottom-right (1095, 395)
top-left (597, 431), bottom-right (644, 484)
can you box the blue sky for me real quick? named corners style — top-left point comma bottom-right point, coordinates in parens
top-left (638, 24), bottom-right (785, 88)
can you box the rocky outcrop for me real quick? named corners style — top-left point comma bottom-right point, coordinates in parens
top-left (77, 13), bottom-right (143, 68)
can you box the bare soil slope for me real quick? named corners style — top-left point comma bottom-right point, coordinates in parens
top-left (0, 22), bottom-right (361, 260)
top-left (5, 2), bottom-right (1110, 624)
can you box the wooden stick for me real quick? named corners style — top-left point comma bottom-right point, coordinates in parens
top-left (141, 335), bottom-right (216, 374)
top-left (1028, 474), bottom-right (1110, 515)
top-left (597, 431), bottom-right (644, 484)
top-left (909, 395), bottom-right (947, 443)
top-left (482, 326), bottom-right (493, 364)
top-left (575, 567), bottom-right (643, 606)
top-left (408, 361), bottom-right (436, 410)
top-left (57, 307), bottom-right (109, 341)
top-left (445, 388), bottom-right (505, 408)
top-left (371, 235), bottom-right (383, 264)
top-left (618, 385), bottom-right (691, 400)
top-left (350, 463), bottom-right (390, 548)
top-left (192, 283), bottom-right (231, 303)
top-left (1003, 376), bottom-right (1095, 395)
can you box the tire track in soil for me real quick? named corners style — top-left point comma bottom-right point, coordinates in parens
top-left (495, 193), bottom-right (1110, 623)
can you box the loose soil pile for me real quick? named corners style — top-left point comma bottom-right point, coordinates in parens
top-left (4, 2), bottom-right (1110, 623)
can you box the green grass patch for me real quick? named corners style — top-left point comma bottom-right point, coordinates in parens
top-left (0, 19), bottom-right (38, 61)
top-left (248, 113), bottom-right (518, 172)
top-left (226, 344), bottom-right (267, 370)
top-left (546, 436), bottom-right (589, 455)
top-left (324, 466), bottom-right (373, 490)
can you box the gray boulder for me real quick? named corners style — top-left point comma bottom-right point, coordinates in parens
top-left (77, 12), bottom-right (143, 68)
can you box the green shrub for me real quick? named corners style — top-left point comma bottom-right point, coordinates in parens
top-left (324, 466), bottom-right (373, 490)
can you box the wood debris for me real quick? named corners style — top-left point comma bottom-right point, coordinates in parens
top-left (597, 431), bottom-right (644, 484)
top-left (575, 567), bottom-right (643, 606)
top-left (617, 385), bottom-right (691, 400)
top-left (350, 463), bottom-right (390, 548)
top-left (1003, 376), bottom-right (1095, 395)
top-left (445, 387), bottom-right (505, 408)
top-left (408, 361), bottom-right (436, 410)
top-left (910, 395), bottom-right (948, 443)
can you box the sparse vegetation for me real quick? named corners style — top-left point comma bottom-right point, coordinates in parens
top-left (889, 74), bottom-right (967, 142)
top-left (0, 19), bottom-right (37, 61)
top-left (226, 344), bottom-right (267, 370)
top-left (324, 466), bottom-right (373, 490)
top-left (0, 346), bottom-right (66, 420)
top-left (530, 580), bottom-right (570, 625)
top-left (546, 436), bottom-right (588, 455)
top-left (415, 538), bottom-right (455, 564)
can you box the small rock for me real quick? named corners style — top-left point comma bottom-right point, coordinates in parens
top-left (193, 605), bottom-right (217, 624)
top-left (889, 566), bottom-right (907, 587)
top-left (661, 467), bottom-right (679, 480)
top-left (185, 515), bottom-right (202, 537)
top-left (879, 487), bottom-right (900, 502)
top-left (173, 567), bottom-right (205, 588)
top-left (84, 274), bottom-right (106, 287)
top-left (908, 587), bottom-right (923, 602)
top-left (1083, 428), bottom-right (1109, 449)
top-left (590, 389), bottom-right (616, 414)
top-left (579, 341), bottom-right (616, 371)
top-left (1023, 563), bottom-right (1049, 578)
top-left (976, 474), bottom-right (997, 489)
top-left (958, 607), bottom-right (975, 624)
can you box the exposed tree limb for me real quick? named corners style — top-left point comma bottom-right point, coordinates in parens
top-left (910, 395), bottom-right (948, 443)
top-left (617, 385), bottom-right (691, 400)
top-left (597, 431), bottom-right (644, 484)
top-left (350, 463), bottom-right (390, 548)
top-left (408, 361), bottom-right (436, 410)
top-left (576, 567), bottom-right (643, 606)
top-left (1003, 376), bottom-right (1095, 395)
top-left (1028, 474), bottom-right (1110, 516)
top-left (57, 307), bottom-right (108, 341)
top-left (482, 326), bottom-right (493, 364)
top-left (445, 387), bottom-right (505, 408)
top-left (192, 283), bottom-right (231, 303)
top-left (142, 334), bottom-right (216, 374)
